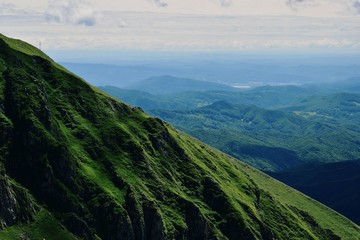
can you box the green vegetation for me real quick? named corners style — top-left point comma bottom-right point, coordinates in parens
top-left (0, 34), bottom-right (359, 239)
top-left (249, 166), bottom-right (360, 239)
top-left (126, 75), bottom-right (236, 95)
top-left (151, 100), bottom-right (360, 171)
top-left (0, 34), bottom-right (52, 61)
top-left (284, 93), bottom-right (360, 126)
top-left (100, 67), bottom-right (360, 228)
top-left (0, 209), bottom-right (76, 240)
top-left (99, 84), bottom-right (320, 111)
top-left (270, 161), bottom-right (360, 225)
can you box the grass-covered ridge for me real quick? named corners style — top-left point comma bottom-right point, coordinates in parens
top-left (0, 34), bottom-right (359, 239)
top-left (0, 34), bottom-right (52, 61)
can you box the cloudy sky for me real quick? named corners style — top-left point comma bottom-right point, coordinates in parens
top-left (1, 0), bottom-right (360, 52)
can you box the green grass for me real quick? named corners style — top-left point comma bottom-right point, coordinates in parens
top-left (149, 100), bottom-right (360, 172)
top-left (0, 34), bottom-right (52, 61)
top-left (101, 87), bottom-right (360, 172)
top-left (247, 166), bottom-right (360, 239)
top-left (0, 209), bottom-right (76, 240)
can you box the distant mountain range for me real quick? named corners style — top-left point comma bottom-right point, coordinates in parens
top-left (99, 84), bottom-right (322, 110)
top-left (125, 75), bottom-right (236, 95)
top-left (314, 76), bottom-right (360, 94)
top-left (62, 60), bottom-right (360, 88)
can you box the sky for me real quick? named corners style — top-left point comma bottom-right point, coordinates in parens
top-left (0, 0), bottom-right (360, 52)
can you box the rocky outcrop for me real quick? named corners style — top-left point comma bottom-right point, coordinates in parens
top-left (89, 194), bottom-right (135, 240)
top-left (143, 204), bottom-right (167, 240)
top-left (125, 188), bottom-right (146, 240)
top-left (184, 201), bottom-right (209, 240)
top-left (0, 173), bottom-right (38, 229)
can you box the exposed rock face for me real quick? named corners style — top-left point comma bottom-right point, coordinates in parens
top-left (125, 188), bottom-right (145, 240)
top-left (0, 175), bottom-right (20, 228)
top-left (62, 213), bottom-right (94, 240)
top-left (0, 174), bottom-right (38, 229)
top-left (143, 204), bottom-right (167, 240)
top-left (0, 70), bottom-right (38, 229)
top-left (89, 194), bottom-right (135, 240)
top-left (184, 201), bottom-right (209, 240)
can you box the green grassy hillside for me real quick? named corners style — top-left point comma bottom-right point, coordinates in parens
top-left (0, 34), bottom-right (359, 239)
top-left (270, 160), bottom-right (360, 225)
top-left (151, 101), bottom-right (360, 171)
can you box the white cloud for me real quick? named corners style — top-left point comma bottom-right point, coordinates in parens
top-left (286, 0), bottom-right (305, 8)
top-left (45, 0), bottom-right (100, 26)
top-left (286, 0), bottom-right (316, 11)
top-left (151, 0), bottom-right (168, 8)
top-left (218, 0), bottom-right (232, 7)
top-left (286, 0), bottom-right (306, 5)
top-left (353, 1), bottom-right (360, 14)
top-left (4, 0), bottom-right (359, 16)
top-left (0, 3), bottom-right (17, 14)
top-left (1, 1), bottom-right (360, 51)
top-left (0, 2), bottom-right (40, 15)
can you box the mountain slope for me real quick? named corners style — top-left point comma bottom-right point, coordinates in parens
top-left (284, 93), bottom-right (360, 126)
top-left (269, 161), bottom-right (360, 225)
top-left (151, 101), bottom-right (360, 171)
top-left (0, 34), bottom-right (359, 239)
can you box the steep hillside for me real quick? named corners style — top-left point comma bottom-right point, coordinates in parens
top-left (151, 101), bottom-right (360, 171)
top-left (0, 34), bottom-right (359, 239)
top-left (270, 161), bottom-right (360, 225)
